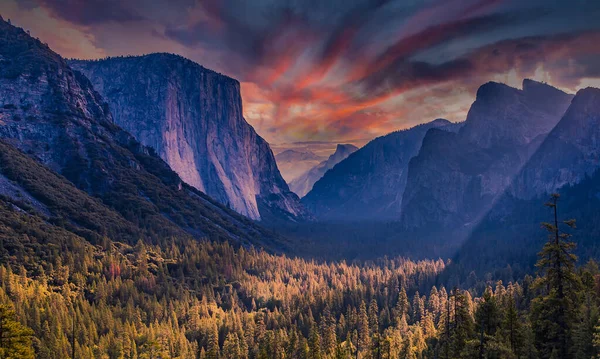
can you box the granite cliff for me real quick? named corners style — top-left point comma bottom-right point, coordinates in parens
top-left (302, 119), bottom-right (458, 220)
top-left (70, 54), bottom-right (308, 221)
top-left (400, 80), bottom-right (573, 231)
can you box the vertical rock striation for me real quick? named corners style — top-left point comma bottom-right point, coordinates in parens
top-left (70, 54), bottom-right (308, 221)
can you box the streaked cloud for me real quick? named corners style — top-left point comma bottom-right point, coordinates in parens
top-left (2, 0), bottom-right (599, 149)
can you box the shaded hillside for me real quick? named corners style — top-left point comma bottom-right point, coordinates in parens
top-left (303, 119), bottom-right (460, 220)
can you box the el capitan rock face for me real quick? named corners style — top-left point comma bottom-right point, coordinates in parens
top-left (70, 54), bottom-right (308, 221)
top-left (289, 144), bottom-right (358, 197)
top-left (400, 80), bottom-right (573, 231)
top-left (302, 119), bottom-right (458, 220)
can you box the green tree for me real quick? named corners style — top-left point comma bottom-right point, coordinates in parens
top-left (223, 333), bottom-right (242, 359)
top-left (573, 266), bottom-right (599, 359)
top-left (206, 323), bottom-right (220, 359)
top-left (394, 288), bottom-right (410, 326)
top-left (357, 301), bottom-right (371, 359)
top-left (309, 323), bottom-right (322, 359)
top-left (531, 194), bottom-right (580, 359)
top-left (0, 304), bottom-right (34, 359)
top-left (501, 294), bottom-right (523, 357)
top-left (474, 287), bottom-right (502, 357)
top-left (452, 289), bottom-right (474, 358)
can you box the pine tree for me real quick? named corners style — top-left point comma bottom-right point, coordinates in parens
top-left (321, 305), bottom-right (337, 357)
top-left (501, 293), bottom-right (523, 357)
top-left (357, 301), bottom-right (371, 359)
top-left (309, 323), bottom-right (322, 359)
top-left (206, 323), bottom-right (220, 359)
top-left (0, 304), bottom-right (34, 359)
top-left (476, 287), bottom-right (501, 337)
top-left (223, 333), bottom-right (242, 359)
top-left (412, 292), bottom-right (424, 323)
top-left (573, 267), bottom-right (599, 359)
top-left (394, 288), bottom-right (410, 326)
top-left (451, 289), bottom-right (474, 357)
top-left (531, 194), bottom-right (580, 359)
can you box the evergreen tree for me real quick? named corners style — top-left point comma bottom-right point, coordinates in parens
top-left (395, 288), bottom-right (410, 326)
top-left (309, 323), bottom-right (322, 359)
top-left (531, 194), bottom-right (580, 359)
top-left (206, 323), bottom-right (220, 359)
top-left (357, 301), bottom-right (371, 359)
top-left (451, 289), bottom-right (474, 357)
top-left (573, 266), bottom-right (599, 359)
top-left (0, 304), bottom-right (34, 359)
top-left (501, 294), bottom-right (523, 357)
top-left (223, 333), bottom-right (242, 359)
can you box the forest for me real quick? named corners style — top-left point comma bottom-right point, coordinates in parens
top-left (0, 193), bottom-right (598, 359)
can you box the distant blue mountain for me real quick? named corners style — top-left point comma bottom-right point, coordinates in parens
top-left (302, 119), bottom-right (461, 220)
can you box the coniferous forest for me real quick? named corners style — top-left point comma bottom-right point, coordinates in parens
top-left (2, 192), bottom-right (600, 359)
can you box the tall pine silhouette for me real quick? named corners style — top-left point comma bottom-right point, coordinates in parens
top-left (531, 193), bottom-right (580, 359)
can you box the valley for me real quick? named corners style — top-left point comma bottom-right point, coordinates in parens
top-left (0, 8), bottom-right (599, 359)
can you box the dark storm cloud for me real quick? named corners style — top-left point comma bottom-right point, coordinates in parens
top-left (160, 0), bottom-right (600, 84)
top-left (36, 0), bottom-right (143, 25)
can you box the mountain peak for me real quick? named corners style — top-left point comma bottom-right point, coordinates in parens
top-left (522, 78), bottom-right (570, 104)
top-left (276, 149), bottom-right (323, 162)
top-left (0, 17), bottom-right (283, 245)
top-left (334, 143), bottom-right (359, 154)
top-left (475, 81), bottom-right (517, 101)
top-left (522, 78), bottom-right (549, 90)
top-left (429, 118), bottom-right (451, 126)
top-left (574, 86), bottom-right (600, 100)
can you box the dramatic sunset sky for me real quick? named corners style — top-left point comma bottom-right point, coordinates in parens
top-left (3, 0), bottom-right (599, 153)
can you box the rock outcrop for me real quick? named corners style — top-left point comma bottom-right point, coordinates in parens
top-left (400, 80), bottom-right (573, 231)
top-left (289, 144), bottom-right (358, 197)
top-left (510, 87), bottom-right (600, 198)
top-left (302, 119), bottom-right (459, 220)
top-left (70, 54), bottom-right (308, 221)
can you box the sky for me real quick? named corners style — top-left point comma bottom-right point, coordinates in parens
top-left (2, 0), bottom-right (600, 153)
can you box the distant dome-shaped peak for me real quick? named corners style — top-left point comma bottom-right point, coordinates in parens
top-left (335, 143), bottom-right (358, 151)
top-left (430, 118), bottom-right (451, 126)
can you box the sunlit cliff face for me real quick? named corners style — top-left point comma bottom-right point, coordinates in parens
top-left (3, 0), bottom-right (600, 150)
